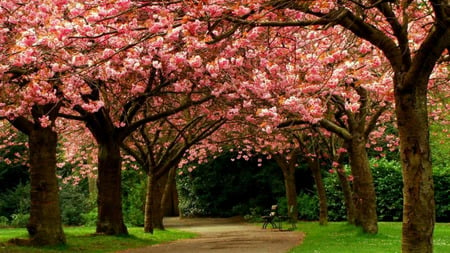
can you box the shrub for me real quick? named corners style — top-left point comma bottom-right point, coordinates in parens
top-left (60, 183), bottom-right (93, 226)
top-left (123, 179), bottom-right (146, 227)
top-left (434, 171), bottom-right (450, 222)
top-left (177, 152), bottom-right (285, 217)
top-left (371, 159), bottom-right (403, 221)
top-left (323, 174), bottom-right (347, 221)
top-left (81, 208), bottom-right (98, 226)
top-left (0, 183), bottom-right (30, 220)
top-left (0, 216), bottom-right (9, 228)
top-left (10, 213), bottom-right (29, 227)
top-left (296, 192), bottom-right (319, 220)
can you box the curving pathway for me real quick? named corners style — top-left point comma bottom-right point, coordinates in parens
top-left (117, 217), bottom-right (304, 253)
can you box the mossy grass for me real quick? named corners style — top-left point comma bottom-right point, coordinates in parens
top-left (288, 222), bottom-right (450, 253)
top-left (0, 226), bottom-right (196, 253)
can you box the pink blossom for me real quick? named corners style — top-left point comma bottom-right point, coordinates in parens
top-left (189, 55), bottom-right (203, 68)
top-left (131, 84), bottom-right (146, 94)
top-left (232, 6), bottom-right (251, 16)
top-left (218, 58), bottom-right (230, 70)
top-left (39, 115), bottom-right (51, 128)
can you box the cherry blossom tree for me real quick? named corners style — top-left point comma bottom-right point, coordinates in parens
top-left (0, 0), bottom-right (71, 243)
top-left (184, 1), bottom-right (448, 250)
top-left (122, 106), bottom-right (225, 233)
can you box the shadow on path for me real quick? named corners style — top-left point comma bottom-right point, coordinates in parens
top-left (117, 217), bottom-right (304, 253)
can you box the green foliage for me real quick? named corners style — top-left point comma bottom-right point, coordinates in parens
top-left (277, 192), bottom-right (319, 221)
top-left (178, 152), bottom-right (285, 217)
top-left (0, 183), bottom-right (30, 225)
top-left (81, 208), bottom-right (98, 226)
top-left (0, 130), bottom-right (29, 192)
top-left (323, 158), bottom-right (450, 222)
top-left (297, 192), bottom-right (319, 220)
top-left (371, 159), bottom-right (403, 221)
top-left (433, 172), bottom-right (450, 222)
top-left (0, 226), bottom-right (196, 253)
top-left (59, 183), bottom-right (93, 226)
top-left (323, 174), bottom-right (347, 221)
top-left (122, 169), bottom-right (146, 226)
top-left (430, 124), bottom-right (450, 169)
top-left (10, 213), bottom-right (29, 227)
top-left (0, 216), bottom-right (8, 228)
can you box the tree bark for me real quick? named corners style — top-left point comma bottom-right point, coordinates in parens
top-left (162, 167), bottom-right (179, 217)
top-left (347, 135), bottom-right (378, 234)
top-left (273, 154), bottom-right (299, 221)
top-left (396, 80), bottom-right (434, 253)
top-left (96, 140), bottom-right (127, 235)
top-left (336, 166), bottom-right (356, 225)
top-left (152, 171), bottom-right (168, 230)
top-left (307, 157), bottom-right (328, 225)
top-left (25, 127), bottom-right (66, 246)
top-left (144, 174), bottom-right (154, 233)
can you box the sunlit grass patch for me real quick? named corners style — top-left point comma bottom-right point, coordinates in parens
top-left (289, 222), bottom-right (450, 253)
top-left (0, 226), bottom-right (196, 253)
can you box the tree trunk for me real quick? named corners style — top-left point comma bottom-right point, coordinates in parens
top-left (336, 167), bottom-right (356, 225)
top-left (273, 154), bottom-right (298, 221)
top-left (152, 171), bottom-right (168, 230)
top-left (144, 174), bottom-right (154, 233)
top-left (396, 82), bottom-right (434, 253)
top-left (162, 167), bottom-right (179, 217)
top-left (348, 135), bottom-right (378, 234)
top-left (308, 158), bottom-right (328, 225)
top-left (96, 141), bottom-right (127, 235)
top-left (26, 127), bottom-right (66, 245)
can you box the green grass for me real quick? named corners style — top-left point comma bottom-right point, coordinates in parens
top-left (288, 222), bottom-right (450, 253)
top-left (0, 226), bottom-right (197, 253)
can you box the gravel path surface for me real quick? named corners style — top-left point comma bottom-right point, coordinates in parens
top-left (117, 217), bottom-right (304, 253)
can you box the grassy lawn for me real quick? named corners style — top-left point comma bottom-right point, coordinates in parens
top-left (289, 222), bottom-right (450, 253)
top-left (0, 226), bottom-right (197, 253)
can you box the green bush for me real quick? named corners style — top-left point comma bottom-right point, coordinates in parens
top-left (177, 152), bottom-right (285, 217)
top-left (323, 174), bottom-right (347, 221)
top-left (434, 171), bottom-right (450, 222)
top-left (123, 176), bottom-right (146, 227)
top-left (81, 208), bottom-right (98, 226)
top-left (121, 168), bottom-right (146, 226)
top-left (10, 213), bottom-right (29, 227)
top-left (0, 216), bottom-right (9, 228)
top-left (296, 192), bottom-right (319, 220)
top-left (60, 183), bottom-right (93, 226)
top-left (0, 183), bottom-right (30, 221)
top-left (371, 159), bottom-right (403, 221)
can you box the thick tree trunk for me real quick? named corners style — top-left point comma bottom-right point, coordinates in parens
top-left (283, 170), bottom-right (298, 221)
top-left (308, 158), bottom-right (328, 225)
top-left (152, 171), bottom-right (168, 230)
top-left (27, 127), bottom-right (66, 245)
top-left (336, 167), bottom-right (356, 225)
top-left (96, 141), bottom-right (127, 235)
top-left (348, 135), bottom-right (378, 234)
top-left (144, 174), bottom-right (154, 233)
top-left (273, 154), bottom-right (298, 221)
top-left (396, 84), bottom-right (434, 253)
top-left (162, 167), bottom-right (179, 217)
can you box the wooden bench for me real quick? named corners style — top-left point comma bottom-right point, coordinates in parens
top-left (262, 205), bottom-right (297, 230)
top-left (261, 205), bottom-right (278, 229)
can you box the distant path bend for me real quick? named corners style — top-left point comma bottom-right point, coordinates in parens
top-left (117, 217), bottom-right (304, 253)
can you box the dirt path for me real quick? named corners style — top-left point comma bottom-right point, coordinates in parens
top-left (117, 217), bottom-right (304, 253)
